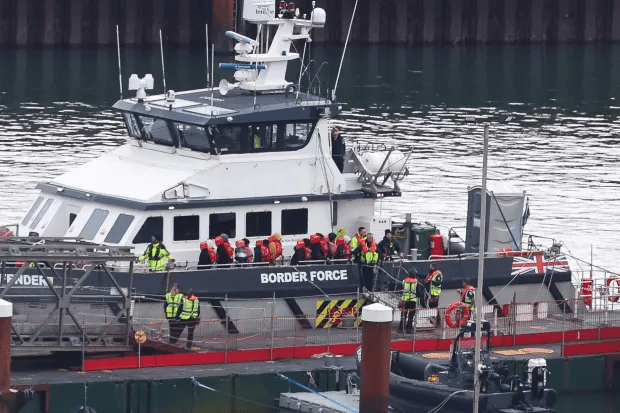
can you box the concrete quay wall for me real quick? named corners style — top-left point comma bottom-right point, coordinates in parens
top-left (1, 0), bottom-right (620, 47)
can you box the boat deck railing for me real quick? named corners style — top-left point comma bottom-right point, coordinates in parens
top-left (112, 297), bottom-right (620, 353)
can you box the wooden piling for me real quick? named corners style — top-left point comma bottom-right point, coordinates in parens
top-left (368, 0), bottom-right (380, 44)
top-left (504, 0), bottom-right (516, 42)
top-left (0, 299), bottom-right (13, 394)
top-left (178, 0), bottom-right (191, 44)
top-left (558, 0), bottom-right (577, 42)
top-left (212, 0), bottom-right (234, 51)
top-left (359, 304), bottom-right (392, 413)
top-left (69, 0), bottom-right (82, 45)
top-left (97, 0), bottom-right (111, 45)
top-left (15, 0), bottom-right (28, 46)
top-left (477, 0), bottom-right (489, 43)
top-left (531, 0), bottom-right (544, 42)
top-left (124, 0), bottom-right (138, 45)
top-left (450, 0), bottom-right (463, 44)
top-left (394, 0), bottom-right (408, 44)
top-left (584, 0), bottom-right (597, 42)
top-left (43, 0), bottom-right (56, 45)
top-left (613, 0), bottom-right (620, 41)
top-left (423, 0), bottom-right (435, 43)
top-left (340, 0), bottom-right (355, 44)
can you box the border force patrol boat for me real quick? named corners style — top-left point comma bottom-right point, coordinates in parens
top-left (2, 2), bottom-right (575, 346)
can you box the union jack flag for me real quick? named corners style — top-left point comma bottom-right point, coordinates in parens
top-left (511, 251), bottom-right (570, 276)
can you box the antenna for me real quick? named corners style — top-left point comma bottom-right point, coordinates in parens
top-left (206, 24), bottom-right (210, 86)
top-left (159, 30), bottom-right (167, 96)
top-left (333, 0), bottom-right (359, 101)
top-left (116, 25), bottom-right (123, 99)
top-left (210, 46), bottom-right (214, 112)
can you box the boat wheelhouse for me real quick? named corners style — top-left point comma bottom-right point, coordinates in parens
top-left (18, 4), bottom-right (407, 264)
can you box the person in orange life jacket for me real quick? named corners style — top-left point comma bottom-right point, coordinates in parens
top-left (457, 278), bottom-right (476, 314)
top-left (326, 233), bottom-right (337, 259)
top-left (234, 239), bottom-right (249, 263)
top-left (243, 238), bottom-right (253, 263)
top-left (349, 227), bottom-right (367, 263)
top-left (214, 234), bottom-right (234, 265)
top-left (377, 229), bottom-right (404, 261)
top-left (268, 233), bottom-right (283, 265)
top-left (170, 288), bottom-right (200, 348)
top-left (361, 233), bottom-right (379, 264)
top-left (254, 239), bottom-right (272, 263)
top-left (398, 269), bottom-right (426, 333)
top-left (291, 239), bottom-right (311, 265)
top-left (334, 236), bottom-right (352, 260)
top-left (310, 233), bottom-right (327, 261)
top-left (198, 239), bottom-right (217, 267)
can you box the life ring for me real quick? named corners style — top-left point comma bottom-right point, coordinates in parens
top-left (445, 301), bottom-right (470, 328)
top-left (607, 276), bottom-right (620, 302)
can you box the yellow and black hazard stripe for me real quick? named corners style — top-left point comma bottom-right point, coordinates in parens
top-left (315, 299), bottom-right (365, 328)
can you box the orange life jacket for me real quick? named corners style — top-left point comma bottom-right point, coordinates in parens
top-left (268, 235), bottom-right (283, 258)
top-left (256, 240), bottom-right (272, 263)
top-left (355, 233), bottom-right (368, 253)
top-left (327, 240), bottom-right (337, 258)
top-left (200, 241), bottom-right (217, 263)
top-left (335, 238), bottom-right (352, 259)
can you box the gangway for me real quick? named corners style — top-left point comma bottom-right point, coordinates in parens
top-left (0, 237), bottom-right (136, 354)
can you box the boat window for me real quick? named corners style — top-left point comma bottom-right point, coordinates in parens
top-left (123, 113), bottom-right (141, 138)
top-left (250, 124), bottom-right (277, 150)
top-left (209, 125), bottom-right (242, 153)
top-left (69, 213), bottom-right (77, 226)
top-left (209, 213), bottom-right (236, 239)
top-left (31, 198), bottom-right (54, 229)
top-left (332, 201), bottom-right (338, 227)
top-left (174, 123), bottom-right (211, 152)
top-left (174, 215), bottom-right (200, 241)
top-left (284, 122), bottom-right (312, 149)
top-left (133, 216), bottom-right (163, 244)
top-left (281, 209), bottom-right (308, 235)
top-left (137, 116), bottom-right (175, 146)
top-left (80, 209), bottom-right (110, 241)
top-left (105, 214), bottom-right (135, 244)
top-left (22, 196), bottom-right (44, 226)
top-left (246, 211), bottom-right (272, 237)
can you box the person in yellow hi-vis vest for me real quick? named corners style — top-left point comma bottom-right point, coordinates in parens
top-left (398, 269), bottom-right (424, 333)
top-left (173, 289), bottom-right (200, 349)
top-left (138, 234), bottom-right (175, 272)
top-left (164, 283), bottom-right (183, 344)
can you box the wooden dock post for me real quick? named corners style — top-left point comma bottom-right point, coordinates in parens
top-left (69, 0), bottom-right (82, 45)
top-left (97, 0), bottom-right (111, 45)
top-left (584, 0), bottom-right (598, 42)
top-left (477, 0), bottom-right (489, 43)
top-left (178, 0), bottom-right (191, 44)
top-left (531, 0), bottom-right (544, 42)
top-left (359, 303), bottom-right (392, 413)
top-left (212, 0), bottom-right (234, 51)
top-left (394, 0), bottom-right (408, 44)
top-left (0, 299), bottom-right (12, 394)
top-left (504, 0), bottom-right (517, 42)
top-left (124, 0), bottom-right (138, 45)
top-left (423, 0), bottom-right (436, 43)
top-left (449, 0), bottom-right (463, 44)
top-left (368, 0), bottom-right (380, 44)
top-left (613, 0), bottom-right (620, 41)
top-left (15, 0), bottom-right (28, 46)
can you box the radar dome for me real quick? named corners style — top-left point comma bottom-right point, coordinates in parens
top-left (311, 8), bottom-right (326, 28)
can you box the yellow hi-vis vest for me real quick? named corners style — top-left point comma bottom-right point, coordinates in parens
top-left (429, 270), bottom-right (443, 296)
top-left (138, 242), bottom-right (174, 272)
top-left (164, 292), bottom-right (183, 319)
top-left (402, 278), bottom-right (418, 302)
top-left (179, 297), bottom-right (200, 320)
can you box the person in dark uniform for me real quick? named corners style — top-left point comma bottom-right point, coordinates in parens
top-left (377, 229), bottom-right (404, 260)
top-left (331, 127), bottom-right (346, 172)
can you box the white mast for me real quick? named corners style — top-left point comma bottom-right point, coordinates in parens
top-left (473, 124), bottom-right (489, 413)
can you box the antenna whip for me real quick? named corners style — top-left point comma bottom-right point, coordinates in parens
top-left (159, 30), bottom-right (167, 96)
top-left (116, 25), bottom-right (123, 99)
top-left (332, 0), bottom-right (359, 101)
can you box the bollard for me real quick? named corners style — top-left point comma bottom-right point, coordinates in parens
top-left (360, 303), bottom-right (392, 413)
top-left (0, 299), bottom-right (13, 394)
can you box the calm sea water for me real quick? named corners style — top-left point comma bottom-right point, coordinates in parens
top-left (0, 41), bottom-right (619, 413)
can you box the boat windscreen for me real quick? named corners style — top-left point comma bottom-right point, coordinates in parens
top-left (175, 123), bottom-right (210, 152)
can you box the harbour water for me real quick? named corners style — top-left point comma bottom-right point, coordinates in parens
top-left (0, 43), bottom-right (619, 412)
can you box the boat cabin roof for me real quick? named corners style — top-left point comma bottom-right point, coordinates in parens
top-left (113, 89), bottom-right (338, 127)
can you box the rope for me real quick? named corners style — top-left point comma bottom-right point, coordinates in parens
top-left (426, 389), bottom-right (469, 413)
top-left (275, 372), bottom-right (359, 413)
top-left (191, 376), bottom-right (299, 412)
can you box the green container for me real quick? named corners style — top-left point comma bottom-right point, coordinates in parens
top-left (411, 224), bottom-right (435, 260)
